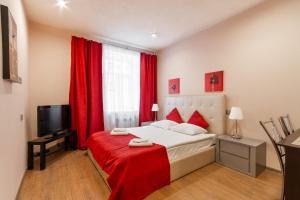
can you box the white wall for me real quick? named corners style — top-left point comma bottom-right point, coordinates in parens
top-left (28, 21), bottom-right (71, 139)
top-left (158, 0), bottom-right (300, 170)
top-left (0, 0), bottom-right (28, 199)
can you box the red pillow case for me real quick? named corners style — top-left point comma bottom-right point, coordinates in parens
top-left (166, 108), bottom-right (184, 123)
top-left (188, 111), bottom-right (209, 129)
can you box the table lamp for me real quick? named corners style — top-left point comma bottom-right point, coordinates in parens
top-left (152, 104), bottom-right (159, 121)
top-left (229, 107), bottom-right (244, 139)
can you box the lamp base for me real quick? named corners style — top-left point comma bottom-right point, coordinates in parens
top-left (154, 112), bottom-right (157, 121)
top-left (231, 134), bottom-right (242, 139)
top-left (230, 120), bottom-right (242, 139)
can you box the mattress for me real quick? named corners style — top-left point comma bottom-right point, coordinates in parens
top-left (127, 126), bottom-right (216, 162)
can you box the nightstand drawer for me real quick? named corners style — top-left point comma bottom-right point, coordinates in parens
top-left (220, 152), bottom-right (249, 173)
top-left (216, 135), bottom-right (266, 177)
top-left (220, 140), bottom-right (249, 159)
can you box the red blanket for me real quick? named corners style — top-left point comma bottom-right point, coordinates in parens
top-left (87, 131), bottom-right (170, 200)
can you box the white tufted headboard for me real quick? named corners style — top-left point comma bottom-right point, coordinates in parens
top-left (164, 94), bottom-right (226, 134)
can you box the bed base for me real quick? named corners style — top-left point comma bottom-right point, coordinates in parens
top-left (87, 146), bottom-right (215, 191)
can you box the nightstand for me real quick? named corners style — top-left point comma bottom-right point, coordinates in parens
top-left (141, 121), bottom-right (154, 126)
top-left (216, 135), bottom-right (266, 177)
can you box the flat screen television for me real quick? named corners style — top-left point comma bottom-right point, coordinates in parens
top-left (37, 105), bottom-right (71, 137)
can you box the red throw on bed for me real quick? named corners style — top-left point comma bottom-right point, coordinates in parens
top-left (87, 131), bottom-right (170, 200)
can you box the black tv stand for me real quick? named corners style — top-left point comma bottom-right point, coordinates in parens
top-left (44, 135), bottom-right (58, 140)
top-left (27, 129), bottom-right (77, 170)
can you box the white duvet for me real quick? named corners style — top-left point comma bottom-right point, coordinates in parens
top-left (127, 126), bottom-right (216, 162)
top-left (127, 126), bottom-right (215, 149)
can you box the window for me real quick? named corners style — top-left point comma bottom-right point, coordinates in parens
top-left (102, 44), bottom-right (140, 129)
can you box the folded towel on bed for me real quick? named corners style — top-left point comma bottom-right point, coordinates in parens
top-left (131, 138), bottom-right (149, 143)
top-left (110, 129), bottom-right (129, 135)
top-left (128, 138), bottom-right (153, 147)
top-left (113, 128), bottom-right (127, 132)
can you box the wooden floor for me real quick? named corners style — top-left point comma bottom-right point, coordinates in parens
top-left (18, 150), bottom-right (282, 200)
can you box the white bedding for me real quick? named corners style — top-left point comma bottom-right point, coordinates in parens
top-left (127, 126), bottom-right (216, 162)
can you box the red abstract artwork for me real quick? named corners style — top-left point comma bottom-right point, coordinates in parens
top-left (168, 78), bottom-right (180, 94)
top-left (205, 71), bottom-right (224, 92)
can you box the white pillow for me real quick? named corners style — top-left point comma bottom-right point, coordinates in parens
top-left (170, 123), bottom-right (208, 135)
top-left (150, 120), bottom-right (179, 130)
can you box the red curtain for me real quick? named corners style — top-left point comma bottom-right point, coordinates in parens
top-left (139, 53), bottom-right (157, 125)
top-left (69, 36), bottom-right (104, 149)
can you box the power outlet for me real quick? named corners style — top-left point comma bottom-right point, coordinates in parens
top-left (225, 109), bottom-right (231, 115)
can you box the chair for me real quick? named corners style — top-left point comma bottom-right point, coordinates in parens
top-left (259, 118), bottom-right (285, 200)
top-left (279, 114), bottom-right (295, 137)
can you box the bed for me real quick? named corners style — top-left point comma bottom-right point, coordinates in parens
top-left (87, 94), bottom-right (226, 198)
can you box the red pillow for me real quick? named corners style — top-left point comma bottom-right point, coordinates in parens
top-left (188, 111), bottom-right (209, 129)
top-left (166, 108), bottom-right (184, 123)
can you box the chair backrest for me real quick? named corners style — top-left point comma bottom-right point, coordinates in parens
top-left (279, 114), bottom-right (294, 136)
top-left (259, 118), bottom-right (285, 173)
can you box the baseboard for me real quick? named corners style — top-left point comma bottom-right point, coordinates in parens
top-left (216, 162), bottom-right (282, 174)
top-left (15, 169), bottom-right (26, 199)
top-left (266, 166), bottom-right (282, 173)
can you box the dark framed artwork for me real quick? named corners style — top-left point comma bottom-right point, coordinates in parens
top-left (205, 71), bottom-right (223, 92)
top-left (168, 78), bottom-right (180, 94)
top-left (1, 5), bottom-right (20, 83)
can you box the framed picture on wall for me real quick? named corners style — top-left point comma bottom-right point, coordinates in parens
top-left (168, 78), bottom-right (180, 94)
top-left (1, 5), bottom-right (20, 83)
top-left (205, 71), bottom-right (223, 92)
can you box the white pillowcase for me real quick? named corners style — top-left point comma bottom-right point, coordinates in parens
top-left (170, 123), bottom-right (208, 135)
top-left (150, 120), bottom-right (178, 130)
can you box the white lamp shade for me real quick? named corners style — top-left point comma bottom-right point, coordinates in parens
top-left (229, 107), bottom-right (243, 120)
top-left (151, 104), bottom-right (159, 112)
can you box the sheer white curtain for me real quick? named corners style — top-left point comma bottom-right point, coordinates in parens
top-left (102, 44), bottom-right (140, 130)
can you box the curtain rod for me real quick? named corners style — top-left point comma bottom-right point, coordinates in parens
top-left (101, 39), bottom-right (157, 55)
top-left (73, 33), bottom-right (157, 55)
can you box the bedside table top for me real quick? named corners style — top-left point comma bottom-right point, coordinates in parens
top-left (217, 135), bottom-right (265, 147)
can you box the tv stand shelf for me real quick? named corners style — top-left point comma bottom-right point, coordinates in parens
top-left (35, 142), bottom-right (64, 157)
top-left (27, 130), bottom-right (77, 170)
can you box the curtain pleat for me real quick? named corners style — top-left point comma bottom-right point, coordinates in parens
top-left (139, 53), bottom-right (157, 125)
top-left (69, 36), bottom-right (104, 149)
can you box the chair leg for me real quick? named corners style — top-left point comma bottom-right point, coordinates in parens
top-left (281, 172), bottom-right (285, 200)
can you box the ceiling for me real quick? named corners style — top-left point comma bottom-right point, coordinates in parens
top-left (23, 0), bottom-right (265, 51)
